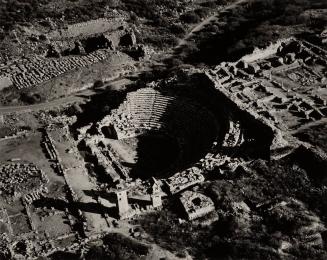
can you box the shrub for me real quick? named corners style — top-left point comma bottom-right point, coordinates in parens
top-left (130, 13), bottom-right (139, 24)
top-left (170, 24), bottom-right (186, 35)
top-left (181, 12), bottom-right (201, 24)
top-left (195, 7), bottom-right (210, 18)
top-left (152, 15), bottom-right (170, 27)
top-left (93, 80), bottom-right (104, 89)
top-left (200, 1), bottom-right (218, 8)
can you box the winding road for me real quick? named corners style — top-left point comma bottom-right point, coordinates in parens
top-left (0, 77), bottom-right (133, 115)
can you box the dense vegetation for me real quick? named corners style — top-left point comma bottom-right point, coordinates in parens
top-left (0, 0), bottom-right (51, 30)
top-left (134, 156), bottom-right (327, 259)
top-left (48, 233), bottom-right (149, 260)
top-left (0, 0), bottom-right (223, 48)
top-left (176, 0), bottom-right (327, 64)
top-left (0, 0), bottom-right (111, 39)
top-left (120, 0), bottom-right (222, 48)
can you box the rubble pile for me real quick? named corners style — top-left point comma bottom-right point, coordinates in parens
top-left (85, 139), bottom-right (122, 183)
top-left (0, 49), bottom-right (113, 89)
top-left (42, 130), bottom-right (59, 161)
top-left (0, 162), bottom-right (48, 201)
top-left (24, 185), bottom-right (49, 205)
top-left (165, 167), bottom-right (205, 194)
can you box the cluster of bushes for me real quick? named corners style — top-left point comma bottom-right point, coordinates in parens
top-left (121, 0), bottom-right (179, 20)
top-left (48, 233), bottom-right (150, 259)
top-left (0, 0), bottom-right (221, 50)
top-left (0, 0), bottom-right (178, 31)
top-left (181, 12), bottom-right (202, 24)
top-left (84, 233), bottom-right (149, 259)
top-left (0, 0), bottom-right (114, 31)
top-left (133, 156), bottom-right (327, 259)
top-left (144, 34), bottom-right (179, 49)
top-left (178, 0), bottom-right (327, 65)
top-left (0, 0), bottom-right (50, 30)
top-left (20, 92), bottom-right (42, 104)
top-left (180, 7), bottom-right (211, 24)
top-left (121, 0), bottom-right (156, 20)
top-left (169, 24), bottom-right (186, 36)
top-left (120, 0), bottom-right (225, 48)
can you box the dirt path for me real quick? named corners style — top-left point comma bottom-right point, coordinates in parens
top-left (177, 0), bottom-right (248, 48)
top-left (0, 91), bottom-right (91, 115)
top-left (0, 76), bottom-right (134, 115)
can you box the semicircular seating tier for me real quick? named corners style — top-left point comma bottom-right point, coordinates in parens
top-left (103, 88), bottom-right (221, 164)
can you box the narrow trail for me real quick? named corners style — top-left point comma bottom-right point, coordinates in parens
top-left (0, 93), bottom-right (89, 115)
top-left (0, 76), bottom-right (134, 115)
top-left (176, 0), bottom-right (248, 48)
top-left (0, 70), bottom-right (159, 116)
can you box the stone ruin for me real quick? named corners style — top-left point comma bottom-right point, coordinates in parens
top-left (75, 81), bottom-right (271, 222)
top-left (0, 17), bottom-right (138, 91)
top-left (179, 191), bottom-right (215, 221)
top-left (79, 87), bottom-right (223, 181)
top-left (164, 167), bottom-right (205, 195)
top-left (0, 162), bottom-right (48, 202)
top-left (75, 38), bottom-right (327, 224)
top-left (47, 17), bottom-right (137, 57)
top-left (0, 49), bottom-right (112, 90)
top-left (207, 38), bottom-right (327, 138)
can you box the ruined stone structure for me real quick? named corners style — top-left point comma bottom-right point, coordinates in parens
top-left (179, 191), bottom-right (215, 220)
top-left (115, 189), bottom-right (130, 219)
top-left (150, 180), bottom-right (162, 208)
top-left (0, 50), bottom-right (113, 89)
top-left (24, 185), bottom-right (49, 205)
top-left (207, 39), bottom-right (327, 143)
top-left (0, 162), bottom-right (48, 201)
top-left (79, 87), bottom-right (231, 182)
top-left (75, 38), bottom-right (326, 226)
top-left (151, 193), bottom-right (162, 209)
top-left (0, 16), bottom-right (136, 91)
top-left (47, 17), bottom-right (136, 57)
top-left (47, 18), bottom-right (125, 41)
top-left (165, 167), bottom-right (205, 194)
top-left (1, 26), bottom-right (325, 257)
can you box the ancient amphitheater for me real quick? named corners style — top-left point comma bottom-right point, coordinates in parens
top-left (109, 88), bottom-right (220, 166)
top-left (0, 3), bottom-right (326, 255)
top-left (80, 86), bottom-right (247, 182)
